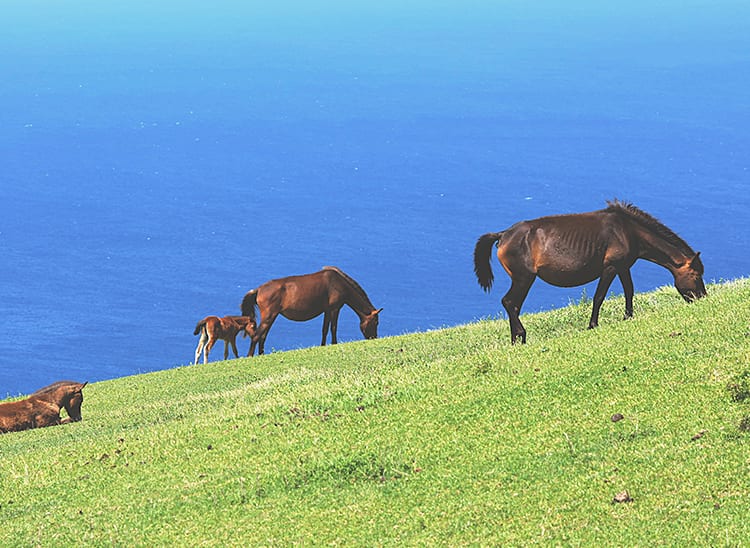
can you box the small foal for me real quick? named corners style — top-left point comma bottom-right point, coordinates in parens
top-left (193, 315), bottom-right (256, 364)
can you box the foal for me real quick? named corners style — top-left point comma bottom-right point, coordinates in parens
top-left (193, 315), bottom-right (256, 364)
top-left (0, 381), bottom-right (87, 434)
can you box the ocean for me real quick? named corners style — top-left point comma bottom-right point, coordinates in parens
top-left (1, 1), bottom-right (748, 395)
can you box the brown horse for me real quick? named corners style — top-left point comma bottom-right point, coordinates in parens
top-left (194, 315), bottom-right (257, 364)
top-left (0, 380), bottom-right (87, 434)
top-left (241, 266), bottom-right (382, 356)
top-left (474, 200), bottom-right (706, 344)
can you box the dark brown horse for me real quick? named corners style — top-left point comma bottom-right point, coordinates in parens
top-left (474, 200), bottom-right (706, 344)
top-left (241, 266), bottom-right (382, 356)
top-left (193, 315), bottom-right (257, 364)
top-left (0, 380), bottom-right (87, 434)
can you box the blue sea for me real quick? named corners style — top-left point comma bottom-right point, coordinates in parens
top-left (1, 1), bottom-right (748, 396)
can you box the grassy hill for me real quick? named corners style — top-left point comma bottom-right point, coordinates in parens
top-left (2, 279), bottom-right (750, 546)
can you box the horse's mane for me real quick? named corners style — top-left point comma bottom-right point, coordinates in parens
top-left (322, 266), bottom-right (375, 309)
top-left (30, 381), bottom-right (81, 397)
top-left (606, 200), bottom-right (695, 254)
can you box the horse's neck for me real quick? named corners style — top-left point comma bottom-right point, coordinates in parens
top-left (29, 396), bottom-right (61, 415)
top-left (343, 294), bottom-right (371, 318)
top-left (634, 224), bottom-right (690, 271)
top-left (339, 281), bottom-right (374, 317)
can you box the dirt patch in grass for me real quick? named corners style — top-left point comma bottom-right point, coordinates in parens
top-left (726, 371), bottom-right (750, 403)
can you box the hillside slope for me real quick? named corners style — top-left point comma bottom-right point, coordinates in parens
top-left (2, 279), bottom-right (749, 545)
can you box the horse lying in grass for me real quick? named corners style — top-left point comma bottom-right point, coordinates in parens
top-left (474, 200), bottom-right (706, 344)
top-left (0, 380), bottom-right (87, 434)
top-left (241, 266), bottom-right (382, 356)
top-left (194, 315), bottom-right (257, 364)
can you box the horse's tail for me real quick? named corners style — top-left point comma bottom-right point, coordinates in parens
top-left (240, 289), bottom-right (259, 321)
top-left (193, 319), bottom-right (208, 336)
top-left (474, 232), bottom-right (504, 292)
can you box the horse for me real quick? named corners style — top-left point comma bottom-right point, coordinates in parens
top-left (0, 380), bottom-right (87, 434)
top-left (240, 266), bottom-right (382, 356)
top-left (474, 200), bottom-right (706, 344)
top-left (193, 315), bottom-right (257, 364)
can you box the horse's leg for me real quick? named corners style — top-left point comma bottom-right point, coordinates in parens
top-left (254, 314), bottom-right (278, 356)
top-left (205, 337), bottom-right (216, 364)
top-left (321, 312), bottom-right (331, 346)
top-left (34, 413), bottom-right (60, 428)
top-left (223, 339), bottom-right (230, 360)
top-left (258, 326), bottom-right (272, 355)
top-left (194, 339), bottom-right (201, 365)
top-left (501, 276), bottom-right (535, 344)
top-left (618, 269), bottom-right (634, 319)
top-left (248, 329), bottom-right (264, 357)
top-left (230, 335), bottom-right (240, 359)
top-left (589, 267), bottom-right (617, 329)
top-left (258, 332), bottom-right (268, 355)
top-left (330, 307), bottom-right (341, 344)
top-left (195, 332), bottom-right (207, 364)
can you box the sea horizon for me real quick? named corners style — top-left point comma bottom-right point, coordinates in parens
top-left (2, 0), bottom-right (748, 395)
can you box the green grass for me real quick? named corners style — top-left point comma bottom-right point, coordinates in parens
top-left (2, 279), bottom-right (750, 546)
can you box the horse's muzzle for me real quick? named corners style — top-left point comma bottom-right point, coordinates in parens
top-left (681, 288), bottom-right (707, 302)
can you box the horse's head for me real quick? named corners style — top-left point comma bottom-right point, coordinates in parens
top-left (674, 252), bottom-right (707, 302)
top-left (63, 382), bottom-right (87, 422)
top-left (360, 308), bottom-right (383, 340)
top-left (242, 319), bottom-right (258, 339)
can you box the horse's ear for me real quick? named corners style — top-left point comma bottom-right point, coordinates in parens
top-left (690, 252), bottom-right (702, 267)
top-left (80, 382), bottom-right (88, 389)
top-left (375, 308), bottom-right (383, 315)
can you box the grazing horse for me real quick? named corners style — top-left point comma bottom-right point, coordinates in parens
top-left (241, 266), bottom-right (382, 356)
top-left (194, 315), bottom-right (257, 364)
top-left (0, 380), bottom-right (87, 434)
top-left (474, 200), bottom-right (706, 344)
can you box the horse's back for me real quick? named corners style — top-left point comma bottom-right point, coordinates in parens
top-left (501, 210), bottom-right (622, 249)
top-left (0, 399), bottom-right (35, 433)
top-left (0, 399), bottom-right (26, 418)
top-left (199, 316), bottom-right (243, 338)
top-left (255, 270), bottom-right (343, 320)
top-left (258, 271), bottom-right (332, 298)
top-left (194, 316), bottom-right (221, 336)
top-left (218, 316), bottom-right (243, 333)
top-left (496, 210), bottom-right (631, 287)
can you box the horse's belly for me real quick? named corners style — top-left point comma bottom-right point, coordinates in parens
top-left (281, 308), bottom-right (324, 322)
top-left (537, 264), bottom-right (600, 288)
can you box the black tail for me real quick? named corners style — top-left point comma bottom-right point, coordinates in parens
top-left (193, 319), bottom-right (207, 336)
top-left (240, 289), bottom-right (258, 321)
top-left (474, 232), bottom-right (504, 292)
